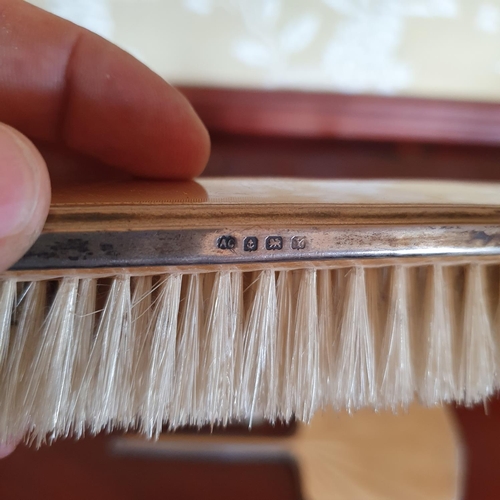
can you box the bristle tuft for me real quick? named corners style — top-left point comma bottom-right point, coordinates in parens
top-left (458, 265), bottom-right (496, 404)
top-left (378, 266), bottom-right (414, 409)
top-left (335, 267), bottom-right (376, 410)
top-left (0, 280), bottom-right (15, 365)
top-left (0, 260), bottom-right (499, 444)
top-left (418, 265), bottom-right (457, 405)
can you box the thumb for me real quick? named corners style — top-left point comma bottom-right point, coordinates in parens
top-left (0, 123), bottom-right (50, 272)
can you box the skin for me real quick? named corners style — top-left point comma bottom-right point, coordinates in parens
top-left (0, 0), bottom-right (211, 456)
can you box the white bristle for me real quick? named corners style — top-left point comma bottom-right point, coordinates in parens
top-left (0, 280), bottom-right (15, 364)
top-left (0, 282), bottom-right (46, 442)
top-left (201, 271), bottom-right (243, 426)
top-left (129, 275), bottom-right (153, 423)
top-left (0, 261), bottom-right (499, 443)
top-left (70, 278), bottom-right (97, 438)
top-left (419, 265), bottom-right (457, 404)
top-left (171, 274), bottom-right (203, 428)
top-left (335, 267), bottom-right (376, 410)
top-left (276, 270), bottom-right (295, 422)
top-left (23, 278), bottom-right (78, 444)
top-left (140, 274), bottom-right (182, 438)
top-left (84, 275), bottom-right (132, 432)
top-left (288, 269), bottom-right (320, 421)
top-left (458, 264), bottom-right (496, 404)
top-left (239, 269), bottom-right (277, 423)
top-left (317, 269), bottom-right (335, 407)
top-left (378, 266), bottom-right (414, 409)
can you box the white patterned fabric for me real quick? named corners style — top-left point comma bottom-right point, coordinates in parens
top-left (27, 0), bottom-right (500, 101)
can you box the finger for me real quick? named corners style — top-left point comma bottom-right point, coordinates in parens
top-left (35, 141), bottom-right (133, 188)
top-left (0, 0), bottom-right (210, 179)
top-left (0, 123), bottom-right (51, 272)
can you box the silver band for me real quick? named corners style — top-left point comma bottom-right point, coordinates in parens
top-left (9, 225), bottom-right (500, 271)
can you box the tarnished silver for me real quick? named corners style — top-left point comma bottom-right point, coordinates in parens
top-left (9, 225), bottom-right (500, 271)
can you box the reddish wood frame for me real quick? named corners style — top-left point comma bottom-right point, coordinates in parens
top-left (180, 86), bottom-right (500, 146)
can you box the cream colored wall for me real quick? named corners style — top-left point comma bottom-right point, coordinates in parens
top-left (29, 0), bottom-right (500, 102)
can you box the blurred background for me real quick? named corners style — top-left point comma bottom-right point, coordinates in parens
top-left (26, 0), bottom-right (500, 181)
top-left (2, 1), bottom-right (500, 499)
top-left (25, 0), bottom-right (500, 100)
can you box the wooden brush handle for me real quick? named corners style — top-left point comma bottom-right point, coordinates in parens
top-left (6, 179), bottom-right (500, 273)
top-left (46, 178), bottom-right (500, 232)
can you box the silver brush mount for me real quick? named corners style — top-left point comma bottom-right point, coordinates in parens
top-left (10, 225), bottom-right (500, 270)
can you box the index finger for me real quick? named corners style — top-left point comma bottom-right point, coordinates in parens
top-left (0, 0), bottom-right (210, 179)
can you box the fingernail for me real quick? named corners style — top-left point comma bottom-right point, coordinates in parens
top-left (0, 125), bottom-right (37, 239)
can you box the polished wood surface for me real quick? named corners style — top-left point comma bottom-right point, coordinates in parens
top-left (38, 177), bottom-right (500, 234)
top-left (203, 134), bottom-right (500, 181)
top-left (180, 86), bottom-right (500, 146)
top-left (454, 399), bottom-right (500, 500)
top-left (0, 434), bottom-right (301, 500)
top-left (133, 406), bottom-right (458, 500)
top-left (0, 406), bottom-right (459, 500)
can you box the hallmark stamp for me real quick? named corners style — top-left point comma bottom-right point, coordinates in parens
top-left (291, 236), bottom-right (307, 250)
top-left (266, 236), bottom-right (283, 250)
top-left (244, 236), bottom-right (258, 252)
top-left (217, 235), bottom-right (236, 250)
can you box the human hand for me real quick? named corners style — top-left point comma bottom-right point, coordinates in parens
top-left (0, 0), bottom-right (210, 457)
top-left (0, 0), bottom-right (210, 274)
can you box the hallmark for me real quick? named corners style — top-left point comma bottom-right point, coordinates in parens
top-left (266, 236), bottom-right (283, 250)
top-left (244, 236), bottom-right (258, 252)
top-left (291, 236), bottom-right (307, 250)
top-left (217, 235), bottom-right (236, 250)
